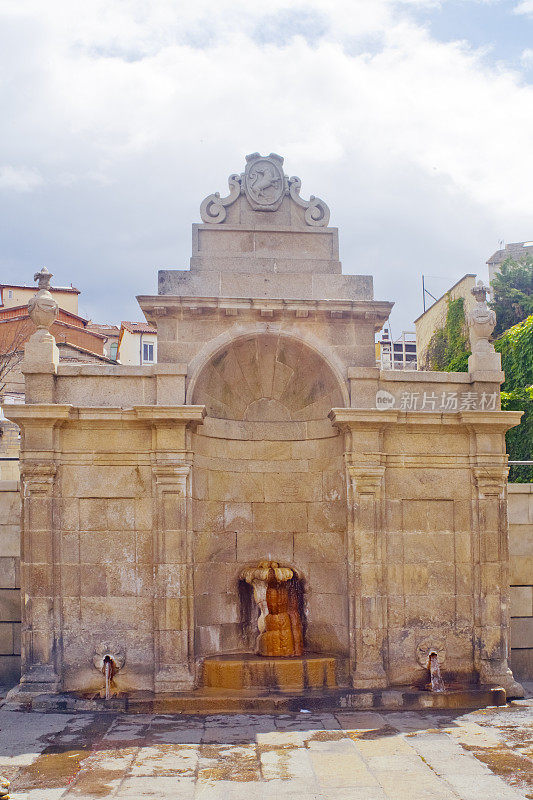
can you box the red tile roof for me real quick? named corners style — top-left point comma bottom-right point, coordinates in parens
top-left (87, 323), bottom-right (120, 336)
top-left (120, 321), bottom-right (157, 334)
top-left (0, 283), bottom-right (80, 294)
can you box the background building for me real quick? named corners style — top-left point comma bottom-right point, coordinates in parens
top-left (415, 274), bottom-right (477, 370)
top-left (377, 328), bottom-right (417, 370)
top-left (116, 321), bottom-right (157, 365)
top-left (87, 323), bottom-right (120, 360)
top-left (0, 281), bottom-right (80, 314)
top-left (487, 241), bottom-right (533, 283)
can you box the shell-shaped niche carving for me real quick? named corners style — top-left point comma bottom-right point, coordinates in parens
top-left (192, 334), bottom-right (344, 422)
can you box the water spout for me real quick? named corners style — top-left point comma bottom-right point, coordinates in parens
top-left (93, 644), bottom-right (125, 699)
top-left (428, 651), bottom-right (445, 693)
top-left (103, 655), bottom-right (114, 700)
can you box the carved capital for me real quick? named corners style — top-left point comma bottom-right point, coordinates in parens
top-left (153, 462), bottom-right (191, 488)
top-left (347, 463), bottom-right (385, 497)
top-left (20, 461), bottom-right (56, 493)
top-left (473, 466), bottom-right (507, 496)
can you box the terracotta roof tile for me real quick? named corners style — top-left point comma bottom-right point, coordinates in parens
top-left (121, 321), bottom-right (157, 334)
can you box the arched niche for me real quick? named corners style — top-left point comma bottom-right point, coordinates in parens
top-left (190, 333), bottom-right (349, 660)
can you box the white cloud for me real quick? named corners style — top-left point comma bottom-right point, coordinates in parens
top-left (521, 48), bottom-right (533, 66)
top-left (514, 0), bottom-right (533, 14)
top-left (0, 166), bottom-right (43, 192)
top-left (0, 0), bottom-right (531, 329)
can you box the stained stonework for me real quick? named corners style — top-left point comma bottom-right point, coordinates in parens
top-left (5, 153), bottom-right (524, 698)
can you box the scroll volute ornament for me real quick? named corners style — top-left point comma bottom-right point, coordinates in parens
top-left (28, 267), bottom-right (59, 331)
top-left (199, 152), bottom-right (330, 226)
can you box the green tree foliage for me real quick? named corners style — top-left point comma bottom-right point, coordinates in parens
top-left (490, 256), bottom-right (533, 337)
top-left (425, 295), bottom-right (470, 372)
top-left (496, 315), bottom-right (533, 482)
top-left (425, 291), bottom-right (532, 481)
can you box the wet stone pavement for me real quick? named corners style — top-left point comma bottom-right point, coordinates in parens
top-left (0, 697), bottom-right (531, 800)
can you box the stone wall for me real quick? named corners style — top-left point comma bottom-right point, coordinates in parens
top-left (509, 484), bottom-right (533, 679)
top-left (0, 420), bottom-right (20, 481)
top-left (191, 334), bottom-right (347, 658)
top-left (414, 274), bottom-right (476, 369)
top-left (0, 480), bottom-right (20, 683)
top-left (5, 153), bottom-right (525, 697)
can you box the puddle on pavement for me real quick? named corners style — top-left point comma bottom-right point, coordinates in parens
top-left (11, 748), bottom-right (89, 791)
top-left (461, 743), bottom-right (533, 798)
top-left (198, 744), bottom-right (260, 782)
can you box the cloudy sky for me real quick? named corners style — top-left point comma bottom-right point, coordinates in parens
top-left (1, 0), bottom-right (532, 336)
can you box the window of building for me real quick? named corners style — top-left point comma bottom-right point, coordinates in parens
top-left (7, 290), bottom-right (13, 299)
top-left (143, 342), bottom-right (154, 362)
top-left (109, 342), bottom-right (118, 360)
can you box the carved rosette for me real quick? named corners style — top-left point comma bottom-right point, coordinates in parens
top-left (416, 639), bottom-right (446, 669)
top-left (199, 152), bottom-right (330, 226)
top-left (93, 643), bottom-right (126, 673)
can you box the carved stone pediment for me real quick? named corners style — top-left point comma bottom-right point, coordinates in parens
top-left (200, 152), bottom-right (330, 226)
top-left (244, 152), bottom-right (286, 211)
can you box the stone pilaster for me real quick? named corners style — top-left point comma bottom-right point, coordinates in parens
top-left (346, 461), bottom-right (387, 688)
top-left (5, 405), bottom-right (71, 692)
top-left (472, 465), bottom-right (524, 697)
top-left (152, 463), bottom-right (195, 691)
top-left (19, 461), bottom-right (60, 691)
top-left (135, 405), bottom-right (204, 691)
top-left (331, 410), bottom-right (391, 689)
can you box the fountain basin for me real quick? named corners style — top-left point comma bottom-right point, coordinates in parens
top-left (201, 654), bottom-right (343, 692)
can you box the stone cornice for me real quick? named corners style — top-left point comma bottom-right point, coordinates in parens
top-left (132, 406), bottom-right (206, 425)
top-left (56, 363), bottom-right (188, 377)
top-left (4, 404), bottom-right (206, 428)
top-left (138, 294), bottom-right (393, 326)
top-left (330, 408), bottom-right (523, 433)
top-left (3, 404), bottom-right (72, 427)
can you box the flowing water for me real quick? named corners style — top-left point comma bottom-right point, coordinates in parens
top-left (104, 658), bottom-right (112, 700)
top-left (428, 652), bottom-right (446, 693)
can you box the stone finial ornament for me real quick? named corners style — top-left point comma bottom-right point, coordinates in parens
top-left (467, 279), bottom-right (501, 374)
top-left (467, 280), bottom-right (496, 347)
top-left (200, 153), bottom-right (330, 226)
top-left (28, 267), bottom-right (59, 331)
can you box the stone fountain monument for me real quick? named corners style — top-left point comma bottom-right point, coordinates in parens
top-left (6, 153), bottom-right (524, 706)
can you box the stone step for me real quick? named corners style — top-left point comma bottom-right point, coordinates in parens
top-left (4, 685), bottom-right (507, 715)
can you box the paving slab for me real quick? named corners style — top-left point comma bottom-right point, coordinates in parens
top-left (0, 701), bottom-right (530, 799)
